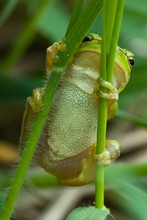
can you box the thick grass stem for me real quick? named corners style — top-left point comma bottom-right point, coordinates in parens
top-left (95, 0), bottom-right (124, 209)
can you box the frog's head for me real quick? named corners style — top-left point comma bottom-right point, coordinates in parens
top-left (79, 33), bottom-right (102, 51)
top-left (77, 33), bottom-right (135, 93)
top-left (115, 47), bottom-right (135, 93)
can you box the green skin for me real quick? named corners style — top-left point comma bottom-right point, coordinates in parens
top-left (20, 33), bottom-right (135, 185)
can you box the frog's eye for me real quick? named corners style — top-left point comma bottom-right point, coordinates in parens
top-left (128, 56), bottom-right (135, 67)
top-left (82, 35), bottom-right (94, 43)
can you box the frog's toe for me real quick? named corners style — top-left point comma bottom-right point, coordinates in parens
top-left (106, 139), bottom-right (120, 160)
top-left (92, 77), bottom-right (119, 100)
top-left (28, 88), bottom-right (45, 112)
top-left (46, 39), bottom-right (66, 74)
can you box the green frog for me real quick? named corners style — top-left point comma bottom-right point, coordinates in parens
top-left (20, 33), bottom-right (134, 185)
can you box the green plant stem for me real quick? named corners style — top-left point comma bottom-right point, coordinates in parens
top-left (95, 0), bottom-right (107, 209)
top-left (65, 0), bottom-right (84, 35)
top-left (95, 0), bottom-right (124, 209)
top-left (0, 71), bottom-right (61, 220)
top-left (63, 0), bottom-right (102, 65)
top-left (0, 1), bottom-right (102, 219)
top-left (107, 0), bottom-right (124, 82)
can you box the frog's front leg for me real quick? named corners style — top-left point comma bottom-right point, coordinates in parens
top-left (46, 38), bottom-right (66, 75)
top-left (92, 77), bottom-right (119, 119)
top-left (92, 77), bottom-right (118, 101)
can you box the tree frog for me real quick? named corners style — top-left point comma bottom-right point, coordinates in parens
top-left (20, 33), bottom-right (134, 185)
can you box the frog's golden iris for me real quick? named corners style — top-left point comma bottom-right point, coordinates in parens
top-left (20, 34), bottom-right (134, 185)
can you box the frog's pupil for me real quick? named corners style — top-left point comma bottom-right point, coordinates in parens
top-left (129, 58), bottom-right (135, 67)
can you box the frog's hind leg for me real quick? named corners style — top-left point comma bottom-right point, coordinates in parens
top-left (19, 88), bottom-right (45, 148)
top-left (94, 139), bottom-right (120, 166)
top-left (59, 140), bottom-right (120, 185)
top-left (78, 140), bottom-right (120, 183)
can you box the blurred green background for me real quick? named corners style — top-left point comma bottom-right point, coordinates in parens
top-left (0, 0), bottom-right (147, 219)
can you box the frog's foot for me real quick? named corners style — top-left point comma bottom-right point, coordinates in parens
top-left (28, 88), bottom-right (45, 113)
top-left (59, 141), bottom-right (120, 185)
top-left (92, 77), bottom-right (118, 100)
top-left (94, 140), bottom-right (120, 166)
top-left (46, 38), bottom-right (66, 74)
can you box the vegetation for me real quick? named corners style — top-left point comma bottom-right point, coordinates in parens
top-left (0, 0), bottom-right (147, 219)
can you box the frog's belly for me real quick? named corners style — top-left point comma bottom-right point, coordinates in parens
top-left (36, 82), bottom-right (97, 177)
top-left (48, 82), bottom-right (97, 157)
